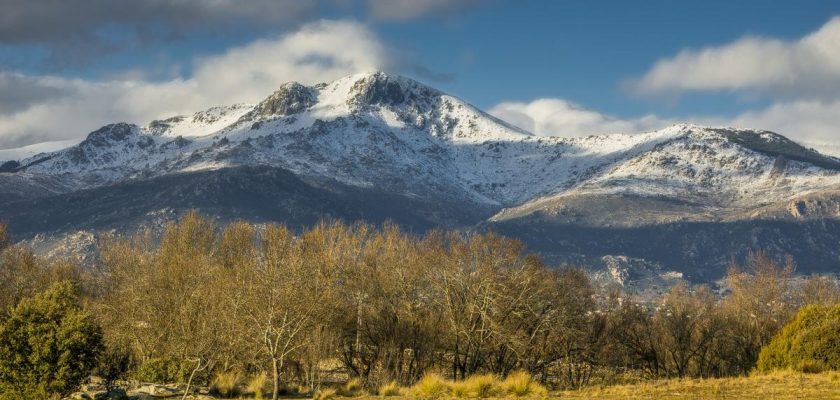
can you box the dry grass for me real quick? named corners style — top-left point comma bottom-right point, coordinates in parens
top-left (499, 371), bottom-right (547, 398)
top-left (378, 381), bottom-right (402, 397)
top-left (245, 372), bottom-right (270, 399)
top-left (450, 374), bottom-right (502, 398)
top-left (314, 388), bottom-right (338, 400)
top-left (210, 370), bottom-right (243, 397)
top-left (410, 374), bottom-right (451, 398)
top-left (336, 371), bottom-right (840, 400)
top-left (338, 378), bottom-right (364, 397)
top-left (404, 371), bottom-right (546, 399)
top-left (558, 370), bottom-right (840, 400)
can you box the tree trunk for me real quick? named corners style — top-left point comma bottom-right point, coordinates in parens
top-left (272, 357), bottom-right (280, 400)
top-left (182, 358), bottom-right (202, 400)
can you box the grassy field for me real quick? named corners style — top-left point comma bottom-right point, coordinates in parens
top-left (557, 371), bottom-right (840, 399)
top-left (317, 371), bottom-right (840, 400)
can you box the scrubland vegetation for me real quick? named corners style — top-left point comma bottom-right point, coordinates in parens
top-left (1, 213), bottom-right (839, 399)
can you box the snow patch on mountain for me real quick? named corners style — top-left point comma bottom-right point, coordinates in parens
top-left (0, 138), bottom-right (84, 163)
top-left (7, 72), bottom-right (840, 217)
top-left (146, 104), bottom-right (253, 138)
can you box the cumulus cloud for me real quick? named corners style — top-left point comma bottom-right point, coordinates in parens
top-left (367, 0), bottom-right (485, 20)
top-left (0, 20), bottom-right (388, 148)
top-left (731, 100), bottom-right (840, 143)
top-left (631, 16), bottom-right (840, 99)
top-left (488, 96), bottom-right (840, 145)
top-left (489, 98), bottom-right (673, 137)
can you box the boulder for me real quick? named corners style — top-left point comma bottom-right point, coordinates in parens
top-left (130, 383), bottom-right (183, 397)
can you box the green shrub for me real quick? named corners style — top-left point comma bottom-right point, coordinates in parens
top-left (96, 343), bottom-right (133, 390)
top-left (134, 357), bottom-right (190, 383)
top-left (0, 281), bottom-right (104, 398)
top-left (757, 304), bottom-right (840, 372)
top-left (796, 360), bottom-right (827, 374)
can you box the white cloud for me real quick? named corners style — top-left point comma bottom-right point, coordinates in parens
top-left (5, 16), bottom-right (838, 150)
top-left (731, 100), bottom-right (840, 143)
top-left (488, 98), bottom-right (673, 137)
top-left (0, 20), bottom-right (388, 148)
top-left (631, 16), bottom-right (840, 99)
top-left (488, 96), bottom-right (840, 145)
top-left (482, 15), bottom-right (840, 144)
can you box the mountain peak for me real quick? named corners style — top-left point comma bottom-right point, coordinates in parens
top-left (345, 71), bottom-right (440, 108)
top-left (251, 82), bottom-right (317, 117)
top-left (80, 123), bottom-right (138, 147)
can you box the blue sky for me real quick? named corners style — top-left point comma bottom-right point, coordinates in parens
top-left (2, 0), bottom-right (840, 148)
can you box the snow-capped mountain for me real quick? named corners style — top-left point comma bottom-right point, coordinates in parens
top-left (3, 71), bottom-right (840, 281)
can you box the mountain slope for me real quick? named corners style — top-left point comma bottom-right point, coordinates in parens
top-left (490, 127), bottom-right (840, 227)
top-left (1, 73), bottom-right (691, 207)
top-left (2, 165), bottom-right (490, 238)
top-left (2, 71), bottom-right (840, 282)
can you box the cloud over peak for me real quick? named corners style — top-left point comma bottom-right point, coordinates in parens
top-left (0, 20), bottom-right (389, 148)
top-left (631, 16), bottom-right (840, 99)
top-left (489, 98), bottom-right (671, 137)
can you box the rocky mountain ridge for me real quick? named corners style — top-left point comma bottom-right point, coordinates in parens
top-left (2, 71), bottom-right (840, 285)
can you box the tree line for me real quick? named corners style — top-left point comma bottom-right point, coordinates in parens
top-left (0, 213), bottom-right (838, 399)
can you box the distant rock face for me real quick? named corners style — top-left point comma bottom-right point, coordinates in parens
top-left (788, 197), bottom-right (840, 219)
top-left (348, 72), bottom-right (407, 106)
top-left (590, 254), bottom-right (685, 298)
top-left (0, 160), bottom-right (20, 172)
top-left (146, 116), bottom-right (184, 136)
top-left (80, 123), bottom-right (136, 147)
top-left (251, 82), bottom-right (316, 117)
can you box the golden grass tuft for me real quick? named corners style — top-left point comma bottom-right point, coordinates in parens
top-left (500, 370), bottom-right (548, 397)
top-left (313, 387), bottom-right (337, 400)
top-left (210, 370), bottom-right (243, 397)
top-left (245, 372), bottom-right (270, 399)
top-left (405, 371), bottom-right (547, 398)
top-left (450, 373), bottom-right (502, 398)
top-left (379, 381), bottom-right (401, 397)
top-left (410, 373), bottom-right (451, 399)
top-left (338, 377), bottom-right (365, 397)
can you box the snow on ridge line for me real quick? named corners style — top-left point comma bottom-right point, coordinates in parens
top-left (6, 72), bottom-right (840, 210)
top-left (144, 103), bottom-right (255, 138)
top-left (0, 138), bottom-right (85, 163)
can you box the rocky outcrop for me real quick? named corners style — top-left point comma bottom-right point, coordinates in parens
top-left (0, 160), bottom-right (20, 172)
top-left (348, 72), bottom-right (406, 106)
top-left (250, 82), bottom-right (316, 117)
top-left (80, 123), bottom-right (137, 148)
top-left (146, 116), bottom-right (186, 136)
top-left (788, 197), bottom-right (840, 219)
top-left (64, 380), bottom-right (215, 400)
top-left (64, 377), bottom-right (127, 400)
